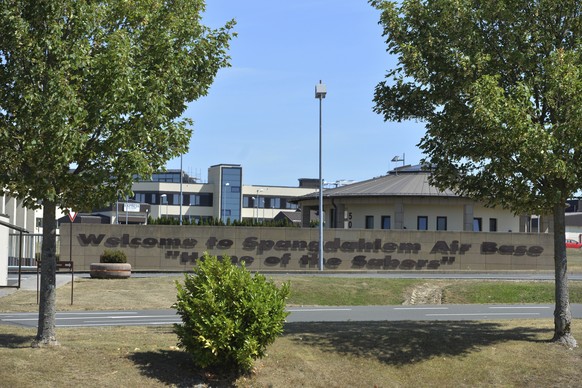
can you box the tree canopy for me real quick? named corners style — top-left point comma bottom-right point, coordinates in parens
top-left (0, 0), bottom-right (234, 210)
top-left (371, 0), bottom-right (580, 347)
top-left (0, 0), bottom-right (234, 346)
top-left (371, 0), bottom-right (580, 215)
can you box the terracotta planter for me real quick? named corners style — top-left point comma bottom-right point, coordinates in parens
top-left (90, 263), bottom-right (132, 279)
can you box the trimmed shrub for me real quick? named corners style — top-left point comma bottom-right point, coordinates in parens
top-left (173, 253), bottom-right (290, 373)
top-left (99, 249), bottom-right (127, 263)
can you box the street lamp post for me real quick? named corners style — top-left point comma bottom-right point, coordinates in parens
top-left (179, 155), bottom-right (183, 225)
top-left (315, 80), bottom-right (327, 271)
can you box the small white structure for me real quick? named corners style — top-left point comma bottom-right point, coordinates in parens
top-left (566, 213), bottom-right (582, 243)
top-left (0, 215), bottom-right (30, 287)
top-left (0, 215), bottom-right (9, 286)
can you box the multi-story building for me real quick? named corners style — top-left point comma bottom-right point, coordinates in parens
top-left (108, 164), bottom-right (318, 224)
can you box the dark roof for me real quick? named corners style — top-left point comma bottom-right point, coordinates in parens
top-left (275, 211), bottom-right (302, 222)
top-left (294, 165), bottom-right (458, 201)
top-left (274, 210), bottom-right (318, 223)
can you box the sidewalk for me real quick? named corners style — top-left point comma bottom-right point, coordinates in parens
top-left (0, 273), bottom-right (77, 298)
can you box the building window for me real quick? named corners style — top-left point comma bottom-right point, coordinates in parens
top-left (262, 197), bottom-right (282, 209)
top-left (150, 172), bottom-right (182, 183)
top-left (271, 197), bottom-right (281, 209)
top-left (417, 216), bottom-right (428, 230)
top-left (473, 218), bottom-right (482, 232)
top-left (365, 216), bottom-right (374, 229)
top-left (436, 216), bottom-right (447, 231)
top-left (188, 193), bottom-right (213, 207)
top-left (199, 193), bottom-right (213, 207)
top-left (489, 218), bottom-right (497, 232)
top-left (221, 166), bottom-right (242, 221)
top-left (189, 194), bottom-right (199, 206)
top-left (381, 216), bottom-right (391, 230)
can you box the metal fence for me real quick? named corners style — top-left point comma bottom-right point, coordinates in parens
top-left (8, 233), bottom-right (60, 270)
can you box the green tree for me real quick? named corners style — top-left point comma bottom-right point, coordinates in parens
top-left (371, 0), bottom-right (580, 347)
top-left (0, 0), bottom-right (234, 347)
top-left (174, 254), bottom-right (290, 373)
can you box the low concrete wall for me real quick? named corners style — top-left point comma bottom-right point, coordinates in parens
top-left (60, 224), bottom-right (554, 272)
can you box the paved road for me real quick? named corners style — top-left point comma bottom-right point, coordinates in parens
top-left (2, 272), bottom-right (582, 328)
top-left (2, 304), bottom-right (582, 328)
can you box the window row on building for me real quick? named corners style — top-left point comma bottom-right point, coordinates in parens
top-left (117, 164), bottom-right (317, 224)
top-left (364, 215), bottom-right (498, 232)
top-left (293, 165), bottom-right (540, 232)
top-left (131, 191), bottom-right (300, 211)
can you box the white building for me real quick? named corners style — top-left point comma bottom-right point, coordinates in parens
top-left (0, 196), bottom-right (47, 234)
top-left (294, 165), bottom-right (547, 233)
top-left (105, 164), bottom-right (318, 225)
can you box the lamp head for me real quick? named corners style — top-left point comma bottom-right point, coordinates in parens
top-left (315, 80), bottom-right (327, 99)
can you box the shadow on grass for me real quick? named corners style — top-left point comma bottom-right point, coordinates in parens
top-left (129, 348), bottom-right (242, 387)
top-left (284, 320), bottom-right (551, 366)
top-left (0, 333), bottom-right (35, 348)
top-left (129, 349), bottom-right (207, 387)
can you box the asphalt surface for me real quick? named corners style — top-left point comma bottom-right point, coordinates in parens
top-left (2, 304), bottom-right (582, 328)
top-left (2, 271), bottom-right (582, 328)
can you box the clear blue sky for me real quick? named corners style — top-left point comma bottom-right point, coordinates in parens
top-left (166, 0), bottom-right (426, 186)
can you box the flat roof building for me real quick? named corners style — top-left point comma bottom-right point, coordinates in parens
top-left (107, 164), bottom-right (318, 225)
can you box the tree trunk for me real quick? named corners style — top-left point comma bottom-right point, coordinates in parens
top-left (551, 204), bottom-right (577, 348)
top-left (32, 200), bottom-right (59, 347)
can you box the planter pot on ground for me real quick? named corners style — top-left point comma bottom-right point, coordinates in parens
top-left (90, 263), bottom-right (132, 279)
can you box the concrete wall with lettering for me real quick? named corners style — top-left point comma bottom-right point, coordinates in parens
top-left (61, 224), bottom-right (554, 272)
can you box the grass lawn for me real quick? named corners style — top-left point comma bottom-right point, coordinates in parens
top-left (566, 247), bottom-right (582, 272)
top-left (1, 273), bottom-right (582, 387)
top-left (1, 320), bottom-right (581, 387)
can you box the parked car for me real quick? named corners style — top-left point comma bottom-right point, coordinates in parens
top-left (566, 239), bottom-right (582, 249)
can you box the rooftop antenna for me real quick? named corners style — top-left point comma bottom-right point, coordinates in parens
top-left (391, 153), bottom-right (405, 175)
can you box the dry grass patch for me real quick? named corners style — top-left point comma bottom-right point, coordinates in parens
top-left (1, 320), bottom-right (581, 387)
top-left (279, 276), bottom-right (418, 306)
top-left (241, 319), bottom-right (582, 387)
top-left (1, 275), bottom-right (582, 314)
top-left (0, 275), bottom-right (420, 312)
top-left (2, 274), bottom-right (582, 386)
top-left (0, 276), bottom-right (183, 312)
